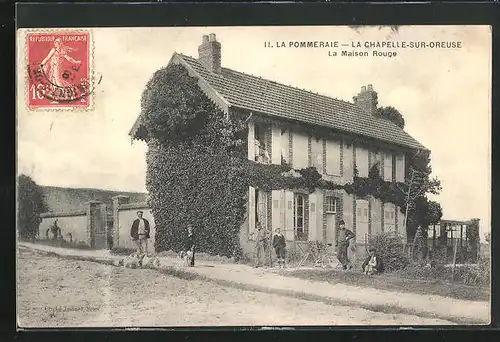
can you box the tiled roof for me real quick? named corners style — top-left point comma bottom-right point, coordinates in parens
top-left (130, 52), bottom-right (426, 151)
top-left (178, 54), bottom-right (426, 151)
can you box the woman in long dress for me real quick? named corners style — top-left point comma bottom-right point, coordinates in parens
top-left (40, 38), bottom-right (81, 89)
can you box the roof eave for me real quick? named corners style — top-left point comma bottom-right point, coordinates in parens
top-left (231, 104), bottom-right (427, 152)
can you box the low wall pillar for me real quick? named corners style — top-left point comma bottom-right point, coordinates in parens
top-left (112, 195), bottom-right (130, 247)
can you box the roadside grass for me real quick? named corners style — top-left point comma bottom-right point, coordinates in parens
top-left (284, 268), bottom-right (490, 302)
top-left (18, 245), bottom-right (486, 325)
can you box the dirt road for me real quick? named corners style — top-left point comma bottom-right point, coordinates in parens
top-left (17, 248), bottom-right (454, 327)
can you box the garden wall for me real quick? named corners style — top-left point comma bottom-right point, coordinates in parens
top-left (38, 201), bottom-right (107, 248)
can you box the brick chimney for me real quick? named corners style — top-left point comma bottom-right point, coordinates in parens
top-left (353, 84), bottom-right (378, 115)
top-left (198, 33), bottom-right (221, 73)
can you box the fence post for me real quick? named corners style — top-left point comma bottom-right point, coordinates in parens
top-left (85, 201), bottom-right (103, 248)
top-left (112, 195), bottom-right (130, 248)
top-left (452, 236), bottom-right (459, 281)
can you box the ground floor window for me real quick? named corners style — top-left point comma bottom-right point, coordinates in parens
top-left (294, 193), bottom-right (306, 240)
top-left (326, 196), bottom-right (337, 213)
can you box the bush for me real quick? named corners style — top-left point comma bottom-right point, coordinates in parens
top-left (369, 232), bottom-right (409, 271)
top-left (394, 258), bottom-right (490, 287)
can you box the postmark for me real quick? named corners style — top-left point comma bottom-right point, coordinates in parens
top-left (26, 30), bottom-right (95, 110)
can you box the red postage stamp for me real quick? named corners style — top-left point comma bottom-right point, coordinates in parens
top-left (26, 31), bottom-right (93, 110)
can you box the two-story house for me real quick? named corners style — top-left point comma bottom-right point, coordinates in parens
top-left (129, 33), bottom-right (428, 255)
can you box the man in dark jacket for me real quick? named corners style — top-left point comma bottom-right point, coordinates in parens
top-left (272, 228), bottom-right (286, 269)
top-left (336, 220), bottom-right (355, 270)
top-left (130, 211), bottom-right (150, 255)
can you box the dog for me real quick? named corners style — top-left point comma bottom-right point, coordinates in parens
top-left (141, 254), bottom-right (161, 269)
top-left (177, 251), bottom-right (191, 267)
top-left (124, 252), bottom-right (143, 269)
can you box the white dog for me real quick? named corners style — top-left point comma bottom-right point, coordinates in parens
top-left (177, 251), bottom-right (192, 267)
top-left (141, 254), bottom-right (161, 269)
top-left (124, 252), bottom-right (143, 269)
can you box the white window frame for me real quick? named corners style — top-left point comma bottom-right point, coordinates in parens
top-left (326, 196), bottom-right (337, 213)
top-left (294, 194), bottom-right (305, 238)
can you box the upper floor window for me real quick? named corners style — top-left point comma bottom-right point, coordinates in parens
top-left (311, 137), bottom-right (323, 171)
top-left (254, 123), bottom-right (270, 164)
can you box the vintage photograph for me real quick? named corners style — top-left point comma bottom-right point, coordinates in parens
top-left (16, 25), bottom-right (491, 327)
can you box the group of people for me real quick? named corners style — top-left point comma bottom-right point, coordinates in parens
top-left (130, 210), bottom-right (382, 274)
top-left (252, 223), bottom-right (287, 268)
top-left (253, 219), bottom-right (383, 274)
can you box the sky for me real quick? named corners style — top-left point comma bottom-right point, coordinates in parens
top-left (17, 26), bottom-right (491, 239)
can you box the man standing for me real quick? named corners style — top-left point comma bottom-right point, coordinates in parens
top-left (253, 223), bottom-right (266, 268)
top-left (336, 220), bottom-right (355, 270)
top-left (272, 228), bottom-right (286, 268)
top-left (130, 210), bottom-right (150, 255)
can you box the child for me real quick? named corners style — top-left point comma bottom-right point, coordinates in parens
top-left (272, 228), bottom-right (286, 268)
top-left (362, 248), bottom-right (383, 275)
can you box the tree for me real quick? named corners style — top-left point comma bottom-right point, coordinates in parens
top-left (17, 174), bottom-right (46, 240)
top-left (376, 106), bottom-right (405, 129)
top-left (396, 148), bottom-right (442, 241)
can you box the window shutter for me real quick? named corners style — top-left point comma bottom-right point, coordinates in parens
top-left (248, 186), bottom-right (256, 237)
top-left (309, 194), bottom-right (317, 241)
top-left (271, 190), bottom-right (282, 232)
top-left (356, 147), bottom-right (369, 177)
top-left (395, 153), bottom-right (405, 182)
top-left (284, 190), bottom-right (295, 240)
top-left (384, 152), bottom-right (393, 181)
top-left (247, 121), bottom-right (255, 161)
top-left (326, 139), bottom-right (341, 175)
top-left (292, 132), bottom-right (309, 169)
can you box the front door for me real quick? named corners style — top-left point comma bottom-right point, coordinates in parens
top-left (325, 214), bottom-right (336, 245)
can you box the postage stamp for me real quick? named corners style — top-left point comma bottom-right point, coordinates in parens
top-left (26, 30), bottom-right (94, 110)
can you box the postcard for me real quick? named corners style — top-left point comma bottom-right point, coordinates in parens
top-left (16, 25), bottom-right (491, 327)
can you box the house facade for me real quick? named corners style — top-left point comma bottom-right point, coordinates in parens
top-left (130, 33), bottom-right (428, 255)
